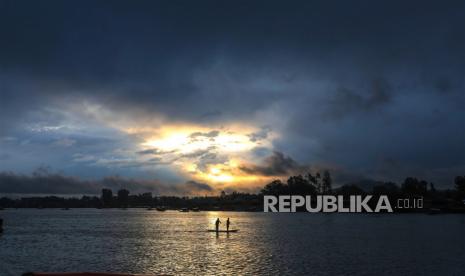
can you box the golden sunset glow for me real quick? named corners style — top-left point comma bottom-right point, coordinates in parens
top-left (127, 124), bottom-right (275, 188)
top-left (187, 161), bottom-right (267, 187)
top-left (141, 126), bottom-right (257, 154)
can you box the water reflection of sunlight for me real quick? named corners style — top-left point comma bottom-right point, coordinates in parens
top-left (131, 211), bottom-right (271, 275)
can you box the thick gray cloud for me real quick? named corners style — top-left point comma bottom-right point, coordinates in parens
top-left (0, 168), bottom-right (99, 194)
top-left (189, 131), bottom-right (220, 139)
top-left (326, 78), bottom-right (392, 118)
top-left (184, 180), bottom-right (213, 192)
top-left (248, 126), bottom-right (272, 142)
top-left (1, 1), bottom-right (462, 121)
top-left (0, 0), bottom-right (464, 190)
top-left (240, 152), bottom-right (306, 176)
top-left (0, 169), bottom-right (214, 196)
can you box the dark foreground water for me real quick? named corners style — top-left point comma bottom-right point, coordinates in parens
top-left (1, 209), bottom-right (465, 275)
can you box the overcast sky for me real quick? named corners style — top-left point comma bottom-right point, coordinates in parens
top-left (0, 0), bottom-right (464, 195)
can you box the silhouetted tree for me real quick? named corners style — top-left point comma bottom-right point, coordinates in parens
top-left (306, 173), bottom-right (315, 184)
top-left (261, 180), bottom-right (288, 196)
top-left (322, 170), bottom-right (332, 194)
top-left (307, 172), bottom-right (323, 193)
top-left (401, 177), bottom-right (427, 196)
top-left (287, 175), bottom-right (316, 195)
top-left (306, 173), bottom-right (317, 191)
top-left (315, 172), bottom-right (321, 193)
top-left (429, 183), bottom-right (436, 193)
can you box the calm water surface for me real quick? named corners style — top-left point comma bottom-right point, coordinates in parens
top-left (1, 209), bottom-right (465, 275)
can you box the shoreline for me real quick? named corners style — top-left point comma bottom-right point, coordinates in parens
top-left (2, 207), bottom-right (465, 214)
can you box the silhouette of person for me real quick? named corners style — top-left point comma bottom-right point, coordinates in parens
top-left (215, 218), bottom-right (221, 233)
top-left (226, 218), bottom-right (230, 232)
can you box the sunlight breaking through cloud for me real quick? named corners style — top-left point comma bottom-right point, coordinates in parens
top-left (130, 124), bottom-right (277, 188)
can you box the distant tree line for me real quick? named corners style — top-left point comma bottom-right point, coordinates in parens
top-left (261, 171), bottom-right (333, 196)
top-left (261, 173), bottom-right (465, 198)
top-left (0, 188), bottom-right (261, 211)
top-left (261, 172), bottom-right (465, 212)
top-left (1, 173), bottom-right (464, 212)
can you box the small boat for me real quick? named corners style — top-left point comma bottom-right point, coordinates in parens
top-left (179, 208), bottom-right (189, 212)
top-left (191, 207), bottom-right (200, 212)
top-left (207, 229), bottom-right (239, 233)
top-left (155, 206), bottom-right (166, 211)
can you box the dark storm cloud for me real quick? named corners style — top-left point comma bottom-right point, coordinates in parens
top-left (2, 0), bottom-right (463, 122)
top-left (0, 0), bottom-right (464, 188)
top-left (184, 180), bottom-right (213, 192)
top-left (240, 151), bottom-right (306, 176)
top-left (327, 78), bottom-right (392, 118)
top-left (0, 168), bottom-right (99, 194)
top-left (0, 169), bottom-right (214, 195)
top-left (99, 176), bottom-right (213, 195)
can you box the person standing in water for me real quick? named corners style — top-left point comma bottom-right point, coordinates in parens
top-left (215, 218), bottom-right (221, 233)
top-left (226, 218), bottom-right (230, 232)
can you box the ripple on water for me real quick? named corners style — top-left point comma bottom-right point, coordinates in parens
top-left (1, 210), bottom-right (465, 275)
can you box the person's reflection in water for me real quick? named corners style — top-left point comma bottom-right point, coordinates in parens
top-left (226, 217), bottom-right (230, 232)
